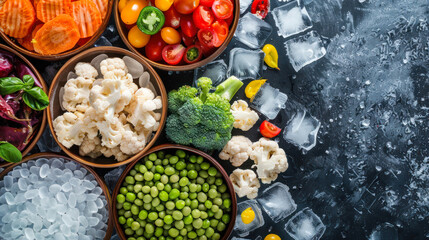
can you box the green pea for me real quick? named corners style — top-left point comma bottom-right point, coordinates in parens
top-left (130, 170), bottom-right (137, 176)
top-left (144, 172), bottom-right (154, 181)
top-left (183, 214), bottom-right (193, 225)
top-left (205, 227), bottom-right (214, 238)
top-left (164, 184), bottom-right (172, 193)
top-left (139, 210), bottom-right (148, 220)
top-left (169, 156), bottom-right (179, 165)
top-left (169, 228), bottom-right (179, 238)
top-left (200, 211), bottom-right (208, 219)
top-left (143, 203), bottom-right (152, 210)
top-left (154, 173), bottom-right (161, 181)
top-left (199, 171), bottom-right (208, 179)
top-left (202, 219), bottom-right (210, 229)
top-left (131, 221), bottom-right (141, 231)
top-left (204, 200), bottom-right (212, 209)
top-left (175, 161), bottom-right (186, 171)
top-left (118, 209), bottom-right (125, 216)
top-left (159, 191), bottom-right (169, 201)
top-left (137, 192), bottom-right (144, 199)
top-left (155, 226), bottom-right (164, 236)
top-left (152, 197), bottom-right (160, 207)
top-left (179, 177), bottom-right (189, 187)
top-left (208, 189), bottom-right (217, 199)
top-left (156, 182), bottom-right (165, 191)
top-left (182, 206), bottom-right (191, 216)
top-left (223, 199), bottom-right (231, 208)
top-left (172, 210), bottom-right (183, 220)
top-left (134, 184), bottom-right (143, 193)
top-left (180, 228), bottom-right (188, 236)
top-left (172, 183), bottom-right (180, 189)
top-left (157, 151), bottom-right (165, 159)
top-left (142, 186), bottom-right (151, 193)
top-left (149, 153), bottom-right (157, 161)
top-left (120, 187), bottom-right (128, 195)
top-left (169, 189), bottom-right (180, 200)
top-left (126, 217), bottom-right (134, 227)
top-left (131, 205), bottom-right (139, 215)
top-left (124, 228), bottom-right (134, 236)
top-left (191, 209), bottom-right (201, 218)
top-left (197, 192), bottom-right (207, 203)
top-left (145, 161), bottom-right (153, 169)
top-left (148, 212), bottom-right (158, 221)
top-left (166, 201), bottom-right (175, 210)
top-left (188, 231), bottom-right (197, 238)
top-left (139, 165), bottom-right (147, 174)
top-left (162, 159), bottom-right (169, 165)
top-left (165, 167), bottom-right (175, 176)
top-left (196, 177), bottom-right (205, 185)
top-left (151, 186), bottom-right (159, 197)
top-left (212, 233), bottom-right (221, 240)
top-left (125, 176), bottom-right (135, 184)
top-left (170, 175), bottom-right (179, 183)
top-left (135, 173), bottom-right (144, 182)
top-left (117, 194), bottom-right (125, 203)
top-left (145, 223), bottom-right (155, 234)
top-left (154, 159), bottom-right (162, 166)
top-left (196, 228), bottom-right (205, 236)
top-left (211, 205), bottom-right (219, 213)
top-left (174, 220), bottom-right (184, 230)
top-left (156, 204), bottom-right (165, 212)
top-left (189, 183), bottom-right (197, 193)
top-left (143, 194), bottom-right (152, 203)
top-left (164, 215), bottom-right (173, 224)
top-left (118, 216), bottom-right (126, 225)
top-left (134, 199), bottom-right (143, 206)
top-left (192, 218), bottom-right (202, 229)
top-left (176, 200), bottom-right (185, 210)
top-left (123, 202), bottom-right (131, 210)
top-left (176, 150), bottom-right (186, 158)
top-left (215, 178), bottom-right (223, 186)
top-left (190, 199), bottom-right (198, 209)
top-left (214, 209), bottom-right (223, 219)
top-left (210, 219), bottom-right (218, 228)
top-left (218, 184), bottom-right (227, 193)
top-left (216, 222), bottom-right (226, 232)
top-left (180, 192), bottom-right (188, 200)
top-left (127, 185), bottom-right (133, 192)
top-left (188, 170), bottom-right (198, 179)
top-left (124, 211), bottom-right (132, 218)
top-left (189, 192), bottom-right (197, 200)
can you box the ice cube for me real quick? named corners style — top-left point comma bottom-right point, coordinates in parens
top-left (227, 48), bottom-right (265, 80)
top-left (369, 223), bottom-right (398, 240)
top-left (234, 200), bottom-right (265, 237)
top-left (251, 83), bottom-right (288, 119)
top-left (234, 13), bottom-right (273, 49)
top-left (257, 182), bottom-right (297, 222)
top-left (284, 208), bottom-right (326, 240)
top-left (272, 1), bottom-right (312, 38)
top-left (283, 109), bottom-right (320, 151)
top-left (240, 0), bottom-right (253, 14)
top-left (193, 60), bottom-right (228, 87)
top-left (284, 31), bottom-right (326, 72)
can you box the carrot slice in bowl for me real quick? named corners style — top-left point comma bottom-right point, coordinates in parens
top-left (71, 0), bottom-right (102, 38)
top-left (91, 0), bottom-right (108, 19)
top-left (32, 14), bottom-right (80, 55)
top-left (0, 0), bottom-right (36, 38)
top-left (36, 0), bottom-right (71, 23)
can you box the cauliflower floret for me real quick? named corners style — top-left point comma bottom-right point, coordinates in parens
top-left (75, 62), bottom-right (98, 79)
top-left (62, 76), bottom-right (93, 112)
top-left (125, 88), bottom-right (162, 131)
top-left (120, 124), bottom-right (148, 155)
top-left (96, 116), bottom-right (124, 148)
top-left (81, 107), bottom-right (104, 139)
top-left (89, 78), bottom-right (122, 118)
top-left (100, 58), bottom-right (128, 78)
top-left (229, 169), bottom-right (260, 199)
top-left (79, 136), bottom-right (103, 158)
top-left (249, 138), bottom-right (288, 184)
top-left (101, 146), bottom-right (129, 162)
top-left (219, 136), bottom-right (252, 167)
top-left (53, 112), bottom-right (85, 148)
top-left (115, 73), bottom-right (138, 113)
top-left (231, 100), bottom-right (259, 131)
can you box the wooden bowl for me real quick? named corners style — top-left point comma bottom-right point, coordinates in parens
top-left (0, 44), bottom-right (47, 168)
top-left (0, 1), bottom-right (114, 61)
top-left (47, 46), bottom-right (168, 168)
top-left (0, 152), bottom-right (114, 239)
top-left (112, 144), bottom-right (238, 240)
top-left (114, 0), bottom-right (240, 71)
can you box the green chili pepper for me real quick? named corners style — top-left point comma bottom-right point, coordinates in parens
top-left (137, 6), bottom-right (165, 35)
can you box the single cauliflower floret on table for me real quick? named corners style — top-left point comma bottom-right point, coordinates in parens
top-left (230, 169), bottom-right (260, 199)
top-left (231, 100), bottom-right (259, 131)
top-left (219, 136), bottom-right (253, 167)
top-left (53, 112), bottom-right (85, 148)
top-left (249, 138), bottom-right (288, 184)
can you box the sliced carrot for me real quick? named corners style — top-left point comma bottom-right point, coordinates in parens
top-left (33, 14), bottom-right (80, 55)
top-left (16, 23), bottom-right (43, 51)
top-left (91, 0), bottom-right (108, 19)
top-left (0, 0), bottom-right (36, 38)
top-left (33, 0), bottom-right (40, 8)
top-left (71, 0), bottom-right (102, 38)
top-left (36, 0), bottom-right (71, 23)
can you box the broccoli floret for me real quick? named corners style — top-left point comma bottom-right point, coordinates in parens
top-left (177, 98), bottom-right (203, 126)
top-left (168, 86), bottom-right (199, 112)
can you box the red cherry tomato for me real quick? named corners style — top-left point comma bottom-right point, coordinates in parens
top-left (211, 19), bottom-right (228, 47)
top-left (145, 33), bottom-right (166, 62)
top-left (173, 0), bottom-right (200, 14)
top-left (212, 0), bottom-right (233, 19)
top-left (164, 7), bottom-right (182, 29)
top-left (197, 28), bottom-right (215, 47)
top-left (199, 0), bottom-right (214, 7)
top-left (181, 30), bottom-right (197, 46)
top-left (193, 6), bottom-right (215, 29)
top-left (183, 45), bottom-right (203, 64)
top-left (181, 15), bottom-right (198, 37)
top-left (251, 0), bottom-right (269, 19)
top-left (225, 14), bottom-right (233, 26)
top-left (162, 44), bottom-right (186, 65)
top-left (195, 40), bottom-right (216, 57)
top-left (259, 120), bottom-right (281, 138)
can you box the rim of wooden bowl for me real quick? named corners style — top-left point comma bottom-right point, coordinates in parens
top-left (112, 144), bottom-right (238, 240)
top-left (0, 1), bottom-right (114, 61)
top-left (114, 0), bottom-right (240, 71)
top-left (0, 152), bottom-right (114, 240)
top-left (0, 44), bottom-right (48, 168)
top-left (47, 46), bottom-right (168, 168)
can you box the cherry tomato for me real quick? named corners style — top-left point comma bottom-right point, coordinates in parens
top-left (195, 40), bottom-right (215, 57)
top-left (181, 15), bottom-right (198, 37)
top-left (197, 28), bottom-right (214, 47)
top-left (211, 19), bottom-right (228, 47)
top-left (183, 45), bottom-right (203, 63)
top-left (212, 0), bottom-right (233, 19)
top-left (251, 0), bottom-right (269, 19)
top-left (181, 31), bottom-right (196, 46)
top-left (199, 0), bottom-right (214, 7)
top-left (174, 0), bottom-right (200, 15)
top-left (155, 0), bottom-right (174, 11)
top-left (128, 25), bottom-right (151, 48)
top-left (193, 6), bottom-right (215, 29)
top-left (162, 44), bottom-right (186, 65)
top-left (145, 33), bottom-right (166, 61)
top-left (121, 0), bottom-right (149, 25)
top-left (225, 14), bottom-right (234, 26)
top-left (161, 27), bottom-right (181, 44)
top-left (264, 234), bottom-right (281, 240)
top-left (259, 120), bottom-right (281, 138)
top-left (118, 0), bottom-right (130, 12)
top-left (241, 207), bottom-right (255, 224)
top-left (164, 7), bottom-right (182, 29)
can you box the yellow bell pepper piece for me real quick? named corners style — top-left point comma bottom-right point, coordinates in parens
top-left (245, 79), bottom-right (267, 99)
top-left (262, 44), bottom-right (280, 70)
top-left (241, 207), bottom-right (256, 224)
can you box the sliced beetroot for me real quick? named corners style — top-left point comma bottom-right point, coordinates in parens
top-left (0, 125), bottom-right (31, 151)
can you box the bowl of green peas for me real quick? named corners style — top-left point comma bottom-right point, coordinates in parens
top-left (112, 144), bottom-right (238, 240)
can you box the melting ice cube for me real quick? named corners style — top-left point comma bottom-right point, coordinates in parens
top-left (257, 182), bottom-right (297, 222)
top-left (283, 109), bottom-right (320, 151)
top-left (285, 31), bottom-right (327, 72)
top-left (193, 60), bottom-right (228, 87)
top-left (234, 200), bottom-right (265, 237)
top-left (272, 1), bottom-right (312, 38)
top-left (227, 48), bottom-right (265, 80)
top-left (234, 13), bottom-right (273, 49)
top-left (240, 0), bottom-right (253, 14)
top-left (284, 208), bottom-right (326, 240)
top-left (251, 83), bottom-right (288, 120)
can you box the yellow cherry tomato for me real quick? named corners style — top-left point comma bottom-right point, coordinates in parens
top-left (118, 0), bottom-right (130, 12)
top-left (245, 79), bottom-right (267, 99)
top-left (241, 207), bottom-right (255, 224)
top-left (128, 25), bottom-right (151, 48)
top-left (161, 27), bottom-right (181, 44)
top-left (121, 0), bottom-right (148, 25)
top-left (265, 234), bottom-right (281, 240)
top-left (155, 0), bottom-right (174, 11)
top-left (262, 44), bottom-right (280, 70)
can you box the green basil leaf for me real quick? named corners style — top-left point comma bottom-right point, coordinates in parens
top-left (0, 141), bottom-right (22, 163)
top-left (0, 77), bottom-right (24, 95)
top-left (22, 87), bottom-right (49, 111)
top-left (22, 75), bottom-right (35, 90)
